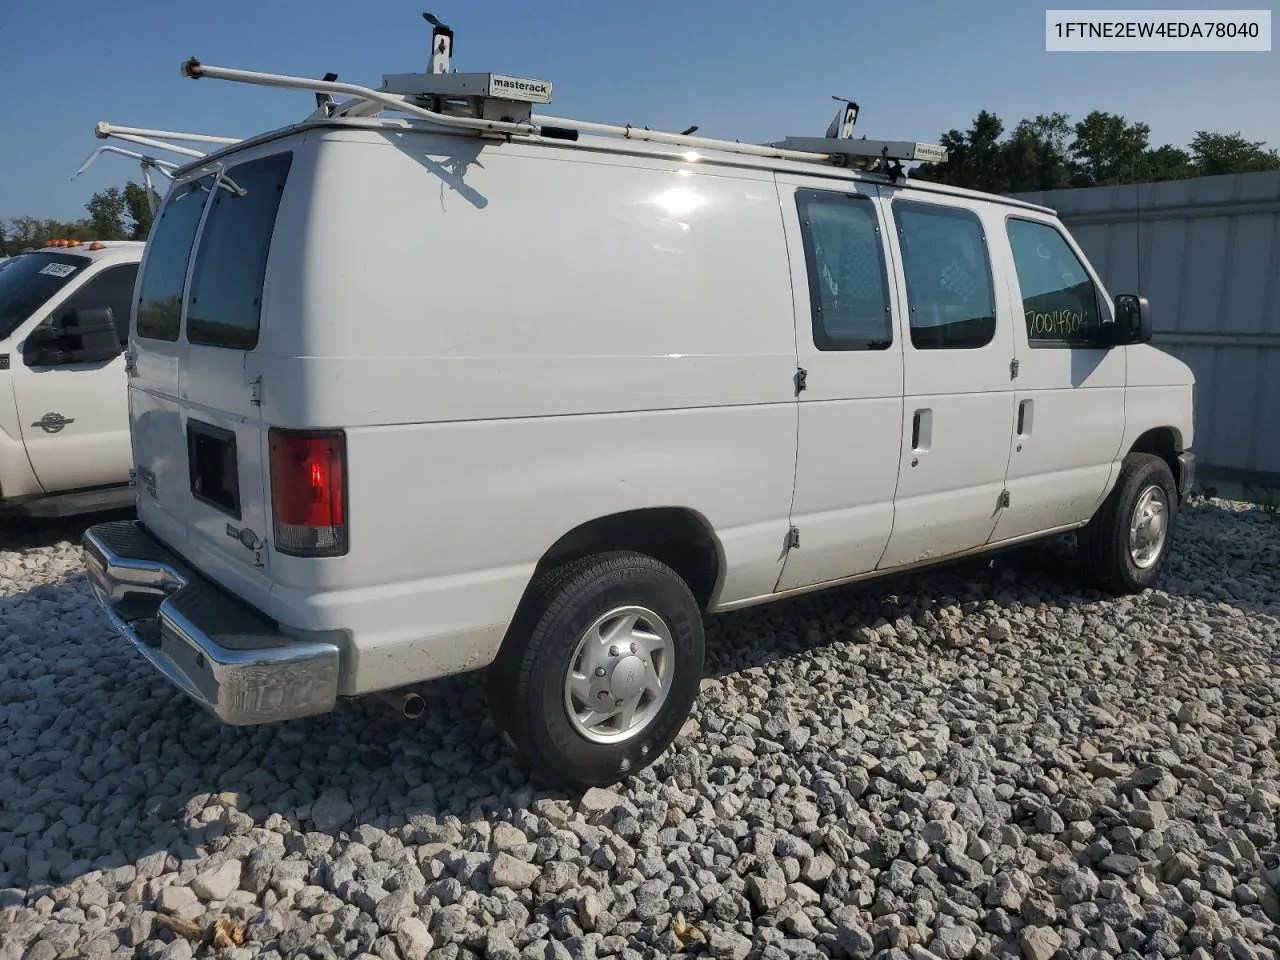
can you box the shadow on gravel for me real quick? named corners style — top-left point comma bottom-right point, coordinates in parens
top-left (0, 505), bottom-right (134, 553)
top-left (2, 499), bottom-right (1276, 899)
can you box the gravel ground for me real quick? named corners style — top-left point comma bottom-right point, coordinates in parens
top-left (1, 498), bottom-right (1278, 960)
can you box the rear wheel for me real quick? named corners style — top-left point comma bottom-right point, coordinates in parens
top-left (487, 551), bottom-right (704, 787)
top-left (1078, 452), bottom-right (1178, 594)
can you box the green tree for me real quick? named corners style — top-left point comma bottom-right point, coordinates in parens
top-left (1189, 131), bottom-right (1280, 175)
top-left (86, 187), bottom-right (128, 240)
top-left (1002, 113), bottom-right (1073, 192)
top-left (913, 110), bottom-right (1008, 192)
top-left (912, 109), bottom-right (1279, 192)
top-left (1140, 144), bottom-right (1194, 182)
top-left (1070, 111), bottom-right (1151, 186)
top-left (123, 182), bottom-right (155, 240)
top-left (2, 216), bottom-right (93, 252)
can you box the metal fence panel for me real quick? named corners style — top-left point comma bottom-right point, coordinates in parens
top-left (1013, 170), bottom-right (1280, 503)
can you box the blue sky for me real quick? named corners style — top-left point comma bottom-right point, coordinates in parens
top-left (1, 0), bottom-right (1276, 223)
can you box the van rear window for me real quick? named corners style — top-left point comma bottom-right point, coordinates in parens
top-left (137, 175), bottom-right (214, 341)
top-left (187, 152), bottom-right (293, 350)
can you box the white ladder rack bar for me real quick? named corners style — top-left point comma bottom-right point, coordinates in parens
top-left (94, 129), bottom-right (210, 160)
top-left (95, 122), bottom-right (241, 146)
top-left (73, 143), bottom-right (183, 217)
top-left (181, 58), bottom-right (837, 164)
top-left (74, 145), bottom-right (180, 179)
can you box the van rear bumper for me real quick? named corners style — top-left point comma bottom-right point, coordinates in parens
top-left (82, 520), bottom-right (340, 725)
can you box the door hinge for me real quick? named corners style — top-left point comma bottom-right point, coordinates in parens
top-left (786, 526), bottom-right (801, 550)
top-left (794, 367), bottom-right (808, 396)
top-left (123, 351), bottom-right (136, 375)
top-left (999, 489), bottom-right (1011, 508)
top-left (1009, 358), bottom-right (1020, 379)
top-left (248, 375), bottom-right (263, 406)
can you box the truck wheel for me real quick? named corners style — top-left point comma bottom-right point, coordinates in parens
top-left (1078, 452), bottom-right (1178, 594)
top-left (487, 551), bottom-right (704, 788)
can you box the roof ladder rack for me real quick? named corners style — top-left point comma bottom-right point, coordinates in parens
top-left (74, 145), bottom-right (182, 216)
top-left (84, 122), bottom-right (244, 215)
top-left (169, 13), bottom-right (947, 176)
top-left (94, 121), bottom-right (241, 159)
top-left (765, 97), bottom-right (947, 180)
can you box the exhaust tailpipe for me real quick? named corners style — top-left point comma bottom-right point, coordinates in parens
top-left (375, 690), bottom-right (426, 719)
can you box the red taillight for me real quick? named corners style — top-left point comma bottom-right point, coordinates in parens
top-left (268, 428), bottom-right (347, 556)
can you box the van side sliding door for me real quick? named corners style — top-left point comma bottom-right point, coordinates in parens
top-left (875, 189), bottom-right (1017, 569)
top-left (773, 175), bottom-right (904, 592)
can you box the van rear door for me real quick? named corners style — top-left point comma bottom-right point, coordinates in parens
top-left (130, 148), bottom-right (294, 601)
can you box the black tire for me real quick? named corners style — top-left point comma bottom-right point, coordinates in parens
top-left (487, 551), bottom-right (704, 788)
top-left (1078, 452), bottom-right (1178, 594)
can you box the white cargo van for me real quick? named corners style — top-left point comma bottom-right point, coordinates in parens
top-left (83, 26), bottom-right (1195, 786)
top-left (1, 239), bottom-right (142, 517)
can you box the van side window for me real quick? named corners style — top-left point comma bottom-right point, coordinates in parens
top-left (59, 263), bottom-right (139, 345)
top-left (795, 190), bottom-right (892, 350)
top-left (187, 152), bottom-right (293, 350)
top-left (892, 200), bottom-right (996, 350)
top-left (1006, 217), bottom-right (1103, 347)
top-left (137, 175), bottom-right (214, 342)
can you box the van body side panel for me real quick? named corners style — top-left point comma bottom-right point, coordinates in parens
top-left (247, 132), bottom-right (798, 688)
top-left (1119, 344), bottom-right (1197, 453)
top-left (321, 407), bottom-right (796, 692)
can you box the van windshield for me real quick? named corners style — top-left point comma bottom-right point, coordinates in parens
top-left (0, 252), bottom-right (91, 339)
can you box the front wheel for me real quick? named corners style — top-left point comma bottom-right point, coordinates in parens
top-left (487, 551), bottom-right (704, 787)
top-left (1077, 452), bottom-right (1178, 594)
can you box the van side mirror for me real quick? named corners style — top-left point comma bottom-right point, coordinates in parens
top-left (1112, 294), bottom-right (1152, 345)
top-left (24, 307), bottom-right (122, 366)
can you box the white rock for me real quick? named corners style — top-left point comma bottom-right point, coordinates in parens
top-left (396, 917), bottom-right (434, 960)
top-left (191, 860), bottom-right (242, 902)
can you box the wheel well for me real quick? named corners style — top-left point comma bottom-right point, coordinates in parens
top-left (1130, 427), bottom-right (1182, 487)
top-left (533, 508), bottom-right (722, 611)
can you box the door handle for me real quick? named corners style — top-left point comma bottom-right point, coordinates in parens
top-left (1017, 399), bottom-right (1033, 437)
top-left (911, 408), bottom-right (932, 461)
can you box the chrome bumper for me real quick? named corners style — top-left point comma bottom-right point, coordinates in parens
top-left (82, 520), bottom-right (340, 725)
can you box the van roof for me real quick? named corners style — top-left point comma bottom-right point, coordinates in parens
top-left (168, 113), bottom-right (1058, 217)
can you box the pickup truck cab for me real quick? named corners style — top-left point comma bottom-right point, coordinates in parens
top-left (82, 38), bottom-right (1195, 787)
top-left (1, 240), bottom-right (141, 517)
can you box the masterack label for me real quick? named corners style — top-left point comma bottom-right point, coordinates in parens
top-left (488, 74), bottom-right (553, 103)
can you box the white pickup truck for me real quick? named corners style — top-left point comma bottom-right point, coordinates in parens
top-left (0, 240), bottom-right (140, 518)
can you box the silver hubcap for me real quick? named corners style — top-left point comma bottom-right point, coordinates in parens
top-left (1129, 484), bottom-right (1169, 568)
top-left (564, 605), bottom-right (674, 744)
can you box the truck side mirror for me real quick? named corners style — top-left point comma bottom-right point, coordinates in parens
top-left (55, 306), bottom-right (119, 339)
top-left (1112, 294), bottom-right (1152, 345)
